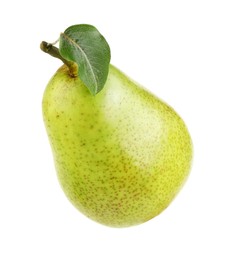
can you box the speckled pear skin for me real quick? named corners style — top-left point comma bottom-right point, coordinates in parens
top-left (42, 64), bottom-right (193, 227)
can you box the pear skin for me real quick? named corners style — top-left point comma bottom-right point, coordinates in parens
top-left (42, 64), bottom-right (193, 227)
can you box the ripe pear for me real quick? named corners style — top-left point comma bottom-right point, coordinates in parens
top-left (42, 64), bottom-right (193, 227)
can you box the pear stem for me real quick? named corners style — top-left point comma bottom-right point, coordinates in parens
top-left (40, 41), bottom-right (78, 77)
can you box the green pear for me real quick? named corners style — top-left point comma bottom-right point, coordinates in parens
top-left (42, 64), bottom-right (193, 227)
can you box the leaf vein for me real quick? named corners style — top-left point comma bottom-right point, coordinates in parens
top-left (61, 33), bottom-right (98, 91)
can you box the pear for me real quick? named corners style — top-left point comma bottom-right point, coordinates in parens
top-left (42, 64), bottom-right (192, 227)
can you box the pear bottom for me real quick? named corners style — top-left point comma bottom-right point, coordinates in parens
top-left (42, 64), bottom-right (193, 227)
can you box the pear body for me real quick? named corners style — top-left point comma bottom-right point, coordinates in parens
top-left (42, 64), bottom-right (192, 227)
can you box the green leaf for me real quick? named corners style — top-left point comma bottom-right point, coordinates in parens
top-left (59, 24), bottom-right (111, 95)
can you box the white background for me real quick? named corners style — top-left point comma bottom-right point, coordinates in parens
top-left (0, 0), bottom-right (234, 259)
